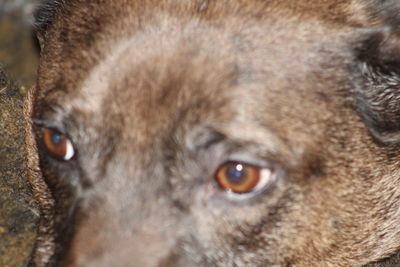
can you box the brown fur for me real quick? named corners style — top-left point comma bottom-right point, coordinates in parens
top-left (28, 0), bottom-right (400, 266)
top-left (25, 87), bottom-right (56, 266)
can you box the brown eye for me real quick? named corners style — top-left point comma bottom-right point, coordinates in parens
top-left (215, 162), bottom-right (262, 194)
top-left (43, 128), bottom-right (75, 160)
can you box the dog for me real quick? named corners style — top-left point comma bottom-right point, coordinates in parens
top-left (26, 0), bottom-right (400, 266)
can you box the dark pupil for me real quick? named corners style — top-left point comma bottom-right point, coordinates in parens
top-left (226, 163), bottom-right (247, 184)
top-left (51, 131), bottom-right (63, 145)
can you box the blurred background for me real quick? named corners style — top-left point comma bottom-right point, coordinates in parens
top-left (0, 0), bottom-right (39, 86)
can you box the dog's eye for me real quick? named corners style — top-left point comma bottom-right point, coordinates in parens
top-left (43, 128), bottom-right (75, 160)
top-left (215, 162), bottom-right (273, 195)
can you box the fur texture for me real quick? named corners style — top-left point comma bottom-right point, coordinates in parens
top-left (28, 0), bottom-right (400, 266)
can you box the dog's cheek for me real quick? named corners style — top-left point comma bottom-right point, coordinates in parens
top-left (36, 151), bottom-right (81, 253)
top-left (188, 185), bottom-right (298, 265)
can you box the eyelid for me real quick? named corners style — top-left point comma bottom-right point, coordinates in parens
top-left (33, 120), bottom-right (68, 139)
top-left (226, 152), bottom-right (273, 169)
top-left (33, 113), bottom-right (78, 137)
top-left (32, 119), bottom-right (52, 127)
top-left (32, 119), bottom-right (65, 132)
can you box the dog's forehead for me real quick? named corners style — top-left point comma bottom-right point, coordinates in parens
top-left (37, 5), bottom-right (355, 159)
top-left (37, 0), bottom-right (360, 111)
top-left (57, 19), bottom-right (342, 142)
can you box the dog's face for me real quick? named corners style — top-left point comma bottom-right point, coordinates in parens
top-left (31, 0), bottom-right (400, 266)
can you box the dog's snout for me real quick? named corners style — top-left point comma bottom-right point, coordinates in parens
top-left (60, 194), bottom-right (190, 267)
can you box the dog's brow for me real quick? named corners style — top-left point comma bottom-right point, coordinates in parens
top-left (186, 126), bottom-right (226, 152)
top-left (34, 102), bottom-right (78, 133)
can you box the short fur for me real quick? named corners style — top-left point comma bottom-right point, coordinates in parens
top-left (28, 0), bottom-right (400, 266)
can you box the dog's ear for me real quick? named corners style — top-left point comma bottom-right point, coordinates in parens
top-left (34, 0), bottom-right (64, 49)
top-left (363, 0), bottom-right (400, 32)
top-left (353, 0), bottom-right (400, 144)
